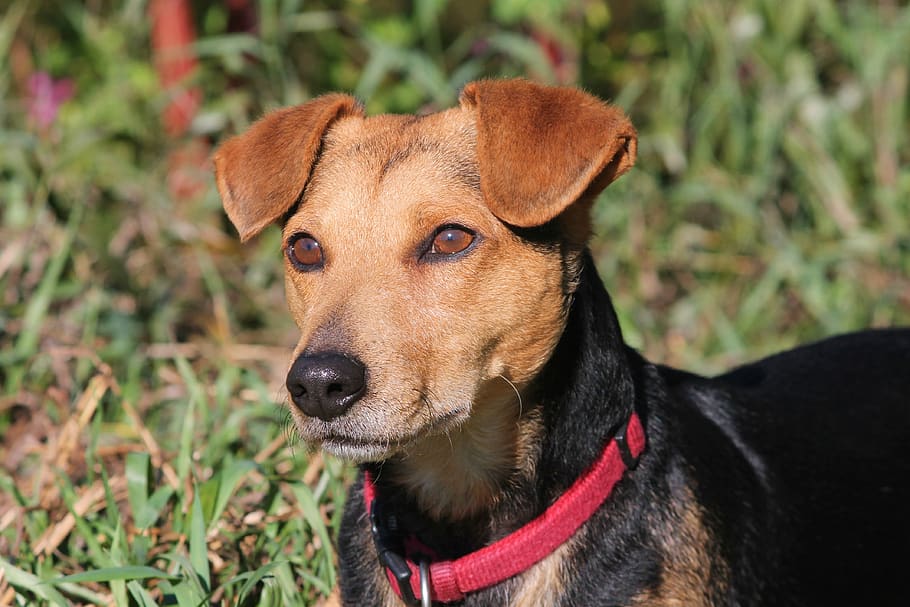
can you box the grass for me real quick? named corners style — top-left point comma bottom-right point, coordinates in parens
top-left (1, 0), bottom-right (908, 605)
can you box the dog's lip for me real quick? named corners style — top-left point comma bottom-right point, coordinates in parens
top-left (307, 407), bottom-right (468, 452)
top-left (316, 436), bottom-right (394, 463)
top-left (320, 433), bottom-right (394, 449)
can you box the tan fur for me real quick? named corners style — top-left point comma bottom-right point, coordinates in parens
top-left (373, 568), bottom-right (403, 607)
top-left (316, 587), bottom-right (342, 607)
top-left (388, 379), bottom-right (534, 519)
top-left (509, 539), bottom-right (572, 606)
top-left (631, 488), bottom-right (720, 607)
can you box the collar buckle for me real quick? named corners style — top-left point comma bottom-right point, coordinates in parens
top-left (370, 500), bottom-right (421, 606)
top-left (614, 417), bottom-right (642, 470)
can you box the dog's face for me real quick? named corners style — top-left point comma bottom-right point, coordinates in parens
top-left (278, 109), bottom-right (576, 461)
top-left (214, 80), bottom-right (636, 465)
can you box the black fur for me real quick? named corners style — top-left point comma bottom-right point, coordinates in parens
top-left (339, 252), bottom-right (910, 606)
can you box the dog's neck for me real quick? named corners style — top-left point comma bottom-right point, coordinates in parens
top-left (383, 378), bottom-right (539, 521)
top-left (534, 252), bottom-right (636, 496)
top-left (369, 252), bottom-right (636, 546)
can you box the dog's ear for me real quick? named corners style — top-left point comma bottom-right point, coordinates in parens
top-left (213, 94), bottom-right (362, 241)
top-left (459, 79), bottom-right (636, 228)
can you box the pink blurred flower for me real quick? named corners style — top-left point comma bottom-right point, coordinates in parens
top-left (27, 72), bottom-right (75, 129)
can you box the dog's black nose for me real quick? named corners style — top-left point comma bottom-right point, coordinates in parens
top-left (286, 353), bottom-right (366, 421)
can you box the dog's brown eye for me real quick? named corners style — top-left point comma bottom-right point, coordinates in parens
top-left (432, 227), bottom-right (474, 255)
top-left (288, 234), bottom-right (323, 268)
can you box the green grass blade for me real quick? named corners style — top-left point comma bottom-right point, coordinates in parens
top-left (174, 356), bottom-right (201, 483)
top-left (51, 565), bottom-right (179, 584)
top-left (138, 484), bottom-right (176, 530)
top-left (127, 579), bottom-right (159, 607)
top-left (157, 554), bottom-right (209, 601)
top-left (485, 32), bottom-right (556, 82)
top-left (125, 451), bottom-right (151, 528)
top-left (289, 482), bottom-right (336, 589)
top-left (13, 198), bottom-right (84, 362)
top-left (189, 490), bottom-right (211, 593)
top-left (0, 556), bottom-right (69, 606)
top-left (226, 560), bottom-right (286, 603)
top-left (209, 458), bottom-right (258, 529)
top-left (159, 578), bottom-right (205, 607)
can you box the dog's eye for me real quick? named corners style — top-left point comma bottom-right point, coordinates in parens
top-left (288, 233), bottom-right (323, 269)
top-left (431, 227), bottom-right (475, 256)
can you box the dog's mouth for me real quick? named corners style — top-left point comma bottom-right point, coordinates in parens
top-left (317, 435), bottom-right (398, 462)
top-left (296, 406), bottom-right (470, 463)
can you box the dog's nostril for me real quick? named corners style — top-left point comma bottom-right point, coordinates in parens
top-left (289, 384), bottom-right (307, 398)
top-left (286, 353), bottom-right (366, 421)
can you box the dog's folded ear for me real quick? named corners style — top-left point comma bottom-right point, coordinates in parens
top-left (213, 94), bottom-right (362, 241)
top-left (459, 79), bottom-right (637, 228)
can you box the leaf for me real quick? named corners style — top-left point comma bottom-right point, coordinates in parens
top-left (0, 556), bottom-right (68, 606)
top-left (175, 356), bottom-right (201, 483)
top-left (127, 579), bottom-right (159, 607)
top-left (125, 451), bottom-right (151, 528)
top-left (210, 459), bottom-right (258, 530)
top-left (157, 554), bottom-right (208, 604)
top-left (13, 198), bottom-right (83, 360)
top-left (50, 566), bottom-right (179, 585)
top-left (190, 490), bottom-right (211, 593)
top-left (159, 578), bottom-right (206, 607)
top-left (226, 560), bottom-right (286, 603)
top-left (135, 484), bottom-right (175, 531)
top-left (485, 32), bottom-right (556, 82)
top-left (289, 482), bottom-right (336, 589)
top-left (416, 0), bottom-right (449, 35)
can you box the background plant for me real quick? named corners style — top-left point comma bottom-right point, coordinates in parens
top-left (1, 0), bottom-right (908, 605)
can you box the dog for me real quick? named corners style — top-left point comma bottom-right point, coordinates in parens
top-left (213, 79), bottom-right (910, 606)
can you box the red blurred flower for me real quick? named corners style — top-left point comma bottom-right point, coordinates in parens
top-left (27, 72), bottom-right (74, 129)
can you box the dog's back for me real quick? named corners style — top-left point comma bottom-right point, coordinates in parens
top-left (666, 329), bottom-right (910, 605)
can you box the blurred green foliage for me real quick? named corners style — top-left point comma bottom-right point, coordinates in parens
top-left (3, 0), bottom-right (907, 376)
top-left (0, 0), bottom-right (908, 604)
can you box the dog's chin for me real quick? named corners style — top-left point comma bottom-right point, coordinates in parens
top-left (318, 438), bottom-right (398, 463)
top-left (298, 407), bottom-right (471, 464)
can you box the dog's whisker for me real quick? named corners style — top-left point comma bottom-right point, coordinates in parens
top-left (415, 388), bottom-right (436, 419)
top-left (497, 374), bottom-right (523, 417)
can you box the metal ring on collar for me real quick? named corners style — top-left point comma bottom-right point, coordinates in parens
top-left (419, 560), bottom-right (431, 607)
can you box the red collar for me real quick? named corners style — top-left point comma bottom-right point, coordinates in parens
top-left (364, 412), bottom-right (646, 605)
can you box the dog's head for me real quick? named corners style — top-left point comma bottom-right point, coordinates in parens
top-left (214, 79), bottom-right (636, 464)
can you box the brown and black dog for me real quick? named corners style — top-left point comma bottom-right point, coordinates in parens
top-left (214, 79), bottom-right (910, 606)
